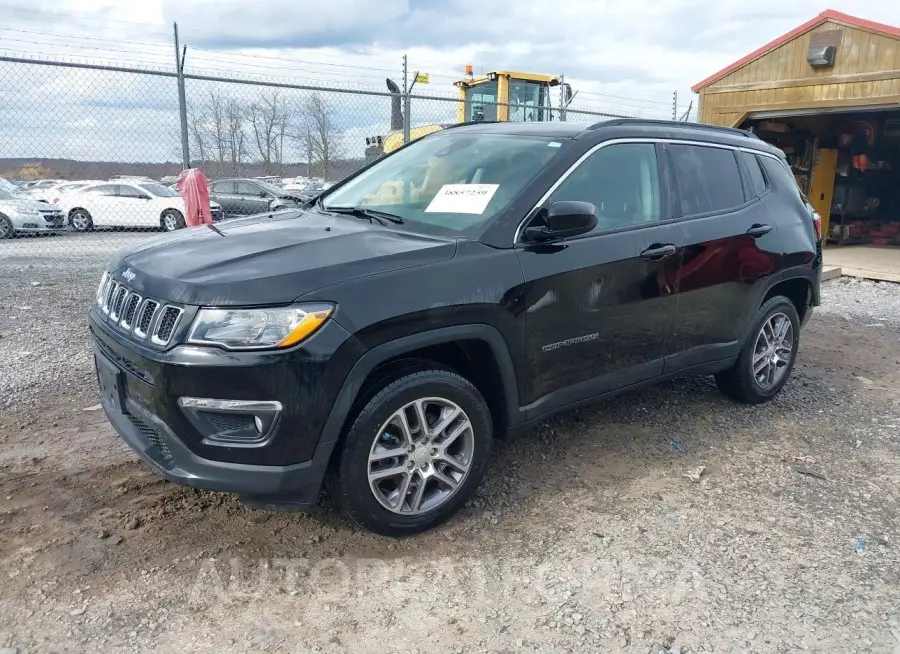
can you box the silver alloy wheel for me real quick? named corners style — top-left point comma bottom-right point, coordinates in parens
top-left (71, 211), bottom-right (90, 231)
top-left (368, 397), bottom-right (475, 515)
top-left (752, 312), bottom-right (794, 389)
top-left (0, 217), bottom-right (12, 239)
top-left (163, 212), bottom-right (179, 231)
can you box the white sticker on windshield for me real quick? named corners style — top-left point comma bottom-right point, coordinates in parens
top-left (548, 141), bottom-right (562, 148)
top-left (425, 184), bottom-right (499, 214)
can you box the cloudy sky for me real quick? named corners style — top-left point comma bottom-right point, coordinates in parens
top-left (2, 0), bottom-right (900, 164)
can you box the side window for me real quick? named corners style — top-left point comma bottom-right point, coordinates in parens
top-left (465, 81), bottom-right (499, 122)
top-left (740, 151), bottom-right (768, 196)
top-left (548, 143), bottom-right (661, 232)
top-left (85, 184), bottom-right (117, 196)
top-left (759, 155), bottom-right (807, 204)
top-left (668, 144), bottom-right (745, 217)
top-left (211, 181), bottom-right (233, 194)
top-left (236, 181), bottom-right (263, 196)
top-left (117, 185), bottom-right (149, 199)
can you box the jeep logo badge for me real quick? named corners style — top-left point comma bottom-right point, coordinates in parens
top-left (122, 268), bottom-right (136, 282)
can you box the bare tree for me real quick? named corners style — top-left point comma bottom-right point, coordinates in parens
top-left (224, 98), bottom-right (247, 176)
top-left (186, 100), bottom-right (208, 167)
top-left (248, 90), bottom-right (289, 174)
top-left (295, 92), bottom-right (341, 181)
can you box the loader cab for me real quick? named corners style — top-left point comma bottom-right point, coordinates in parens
top-left (455, 70), bottom-right (569, 123)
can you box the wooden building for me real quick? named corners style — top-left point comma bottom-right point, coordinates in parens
top-left (693, 10), bottom-right (900, 252)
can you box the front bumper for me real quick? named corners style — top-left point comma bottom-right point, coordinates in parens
top-left (12, 217), bottom-right (66, 233)
top-left (89, 308), bottom-right (358, 505)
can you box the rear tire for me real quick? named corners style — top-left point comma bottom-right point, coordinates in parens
top-left (69, 209), bottom-right (93, 233)
top-left (331, 368), bottom-right (493, 537)
top-left (0, 215), bottom-right (13, 239)
top-left (715, 296), bottom-right (800, 404)
top-left (161, 210), bottom-right (186, 232)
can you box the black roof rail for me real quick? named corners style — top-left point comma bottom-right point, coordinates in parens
top-left (588, 117), bottom-right (760, 140)
top-left (441, 120), bottom-right (502, 130)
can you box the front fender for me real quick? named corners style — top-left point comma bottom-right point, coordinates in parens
top-left (318, 324), bottom-right (520, 452)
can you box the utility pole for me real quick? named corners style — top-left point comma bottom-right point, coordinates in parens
top-left (174, 23), bottom-right (190, 168)
top-left (559, 74), bottom-right (566, 122)
top-left (672, 91), bottom-right (678, 121)
top-left (402, 54), bottom-right (411, 144)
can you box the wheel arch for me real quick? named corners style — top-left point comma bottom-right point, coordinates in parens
top-left (761, 273), bottom-right (815, 324)
top-left (319, 325), bottom-right (520, 459)
top-left (0, 212), bottom-right (13, 238)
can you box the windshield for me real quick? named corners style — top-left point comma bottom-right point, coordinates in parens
top-left (0, 178), bottom-right (20, 194)
top-left (323, 132), bottom-right (564, 233)
top-left (140, 182), bottom-right (179, 197)
top-left (256, 180), bottom-right (284, 195)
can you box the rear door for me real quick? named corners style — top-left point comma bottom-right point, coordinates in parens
top-left (210, 181), bottom-right (239, 217)
top-left (516, 141), bottom-right (681, 409)
top-left (665, 142), bottom-right (782, 372)
top-left (115, 184), bottom-right (155, 228)
top-left (81, 183), bottom-right (119, 226)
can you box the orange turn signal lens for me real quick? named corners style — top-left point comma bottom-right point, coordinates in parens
top-left (276, 308), bottom-right (333, 348)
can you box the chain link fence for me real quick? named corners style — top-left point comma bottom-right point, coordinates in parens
top-left (0, 55), bottom-right (683, 280)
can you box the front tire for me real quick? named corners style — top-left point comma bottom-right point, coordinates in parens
top-left (161, 209), bottom-right (186, 232)
top-left (0, 215), bottom-right (14, 239)
top-left (715, 296), bottom-right (800, 404)
top-left (331, 369), bottom-right (493, 537)
top-left (69, 209), bottom-right (93, 233)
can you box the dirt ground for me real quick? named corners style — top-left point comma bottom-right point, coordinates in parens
top-left (1, 284), bottom-right (900, 653)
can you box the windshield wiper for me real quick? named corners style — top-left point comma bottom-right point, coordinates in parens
top-left (324, 205), bottom-right (405, 225)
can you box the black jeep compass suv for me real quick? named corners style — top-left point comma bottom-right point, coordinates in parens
top-left (89, 119), bottom-right (821, 536)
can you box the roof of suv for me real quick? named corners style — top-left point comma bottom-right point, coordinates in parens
top-left (446, 119), bottom-right (780, 156)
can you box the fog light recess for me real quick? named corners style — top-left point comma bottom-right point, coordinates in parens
top-left (177, 397), bottom-right (283, 448)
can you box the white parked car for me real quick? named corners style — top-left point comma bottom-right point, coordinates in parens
top-left (34, 180), bottom-right (102, 204)
top-left (22, 179), bottom-right (66, 198)
top-left (57, 181), bottom-right (223, 232)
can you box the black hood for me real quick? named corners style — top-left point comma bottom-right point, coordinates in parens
top-left (109, 210), bottom-right (457, 306)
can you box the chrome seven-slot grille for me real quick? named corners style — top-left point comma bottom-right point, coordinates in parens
top-left (96, 272), bottom-right (183, 346)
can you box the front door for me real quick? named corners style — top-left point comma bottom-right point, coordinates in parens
top-left (235, 181), bottom-right (272, 215)
top-left (516, 142), bottom-right (681, 411)
top-left (664, 143), bottom-right (783, 372)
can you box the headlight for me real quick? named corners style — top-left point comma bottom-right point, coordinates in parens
top-left (187, 304), bottom-right (333, 350)
top-left (96, 271), bottom-right (109, 306)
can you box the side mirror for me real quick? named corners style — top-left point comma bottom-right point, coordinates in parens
top-left (258, 191), bottom-right (268, 198)
top-left (524, 201), bottom-right (597, 242)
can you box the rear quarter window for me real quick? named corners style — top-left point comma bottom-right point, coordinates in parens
top-left (741, 151), bottom-right (769, 196)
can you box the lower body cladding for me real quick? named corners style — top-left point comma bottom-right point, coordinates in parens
top-left (88, 310), bottom-right (356, 510)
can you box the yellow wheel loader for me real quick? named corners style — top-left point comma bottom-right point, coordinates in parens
top-left (364, 68), bottom-right (573, 162)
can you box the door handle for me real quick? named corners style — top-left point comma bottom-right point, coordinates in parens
top-left (746, 223), bottom-right (773, 238)
top-left (640, 243), bottom-right (677, 261)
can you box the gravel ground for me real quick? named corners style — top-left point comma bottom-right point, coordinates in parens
top-left (0, 233), bottom-right (147, 419)
top-left (818, 276), bottom-right (900, 327)
top-left (1, 264), bottom-right (900, 653)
